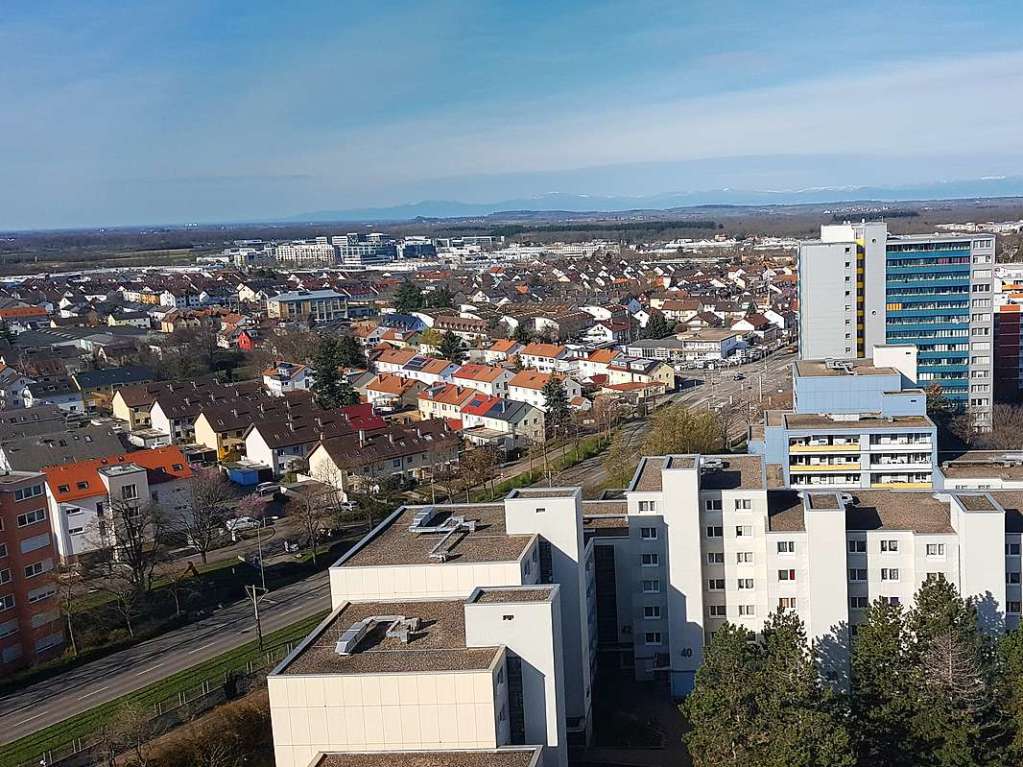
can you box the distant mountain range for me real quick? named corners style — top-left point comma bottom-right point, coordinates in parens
top-left (285, 176), bottom-right (1023, 223)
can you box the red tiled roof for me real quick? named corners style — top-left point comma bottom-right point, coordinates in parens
top-left (43, 446), bottom-right (193, 503)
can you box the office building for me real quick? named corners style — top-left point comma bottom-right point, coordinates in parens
top-left (267, 290), bottom-right (349, 323)
top-left (275, 238), bottom-right (338, 266)
top-left (798, 223), bottom-right (995, 427)
top-left (750, 346), bottom-right (938, 489)
top-left (332, 234), bottom-right (398, 268)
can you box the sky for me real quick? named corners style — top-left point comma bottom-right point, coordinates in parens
top-left (3, 0), bottom-right (1023, 229)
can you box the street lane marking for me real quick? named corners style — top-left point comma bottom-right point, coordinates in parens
top-left (187, 640), bottom-right (217, 655)
top-left (78, 686), bottom-right (109, 700)
top-left (14, 712), bottom-right (45, 726)
top-left (135, 664), bottom-right (163, 676)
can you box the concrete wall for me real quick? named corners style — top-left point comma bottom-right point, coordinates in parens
top-left (799, 241), bottom-right (858, 360)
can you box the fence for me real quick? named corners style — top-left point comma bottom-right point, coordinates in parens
top-left (14, 638), bottom-right (302, 767)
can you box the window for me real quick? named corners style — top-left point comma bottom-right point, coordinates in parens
top-left (735, 525), bottom-right (753, 537)
top-left (850, 596), bottom-right (869, 609)
top-left (737, 604), bottom-right (756, 617)
top-left (705, 499), bottom-right (722, 512)
top-left (1007, 543), bottom-right (1021, 556)
top-left (926, 543), bottom-right (946, 557)
top-left (638, 500), bottom-right (657, 512)
top-left (778, 597), bottom-right (796, 609)
top-left (644, 632), bottom-right (663, 646)
top-left (707, 579), bottom-right (725, 591)
top-left (707, 552), bottom-right (724, 564)
top-left (69, 527), bottom-right (84, 536)
top-left (75, 481), bottom-right (89, 490)
top-left (737, 578), bottom-right (754, 590)
top-left (121, 484), bottom-right (138, 501)
top-left (24, 561), bottom-right (49, 579)
top-left (881, 568), bottom-right (900, 581)
top-left (0, 569), bottom-right (9, 585)
top-left (705, 526), bottom-right (723, 538)
top-left (27, 587), bottom-right (56, 604)
top-left (1008, 572), bottom-right (1021, 585)
top-left (0, 595), bottom-right (14, 612)
top-left (880, 540), bottom-right (898, 552)
top-left (14, 484), bottom-right (43, 502)
top-left (502, 614), bottom-right (514, 621)
top-left (535, 507), bottom-right (546, 514)
top-left (17, 509), bottom-right (46, 528)
top-left (849, 569), bottom-right (867, 581)
top-left (882, 596), bottom-right (901, 606)
top-left (926, 572), bottom-right (944, 582)
top-left (707, 605), bottom-right (726, 617)
top-left (640, 527), bottom-right (658, 540)
top-left (642, 579), bottom-right (661, 593)
top-left (641, 553), bottom-right (659, 567)
top-left (734, 499), bottom-right (752, 510)
top-left (644, 606), bottom-right (661, 619)
top-left (777, 541), bottom-right (795, 554)
top-left (1009, 602), bottom-right (1022, 614)
top-left (778, 569), bottom-right (796, 581)
top-left (0, 543), bottom-right (6, 559)
top-left (736, 552), bottom-right (754, 564)
top-left (848, 539), bottom-right (866, 553)
top-left (0, 622), bottom-right (16, 639)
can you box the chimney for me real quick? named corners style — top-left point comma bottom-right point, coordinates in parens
top-left (388, 434), bottom-right (395, 445)
top-left (358, 429), bottom-right (366, 447)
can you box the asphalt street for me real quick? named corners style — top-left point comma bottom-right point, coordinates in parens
top-left (0, 571), bottom-right (331, 747)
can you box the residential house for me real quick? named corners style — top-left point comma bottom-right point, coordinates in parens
top-left (606, 357), bottom-right (676, 391)
top-left (417, 383), bottom-right (477, 423)
top-left (508, 371), bottom-right (583, 412)
top-left (460, 393), bottom-right (545, 453)
top-left (518, 343), bottom-right (576, 374)
top-left (0, 364), bottom-right (33, 410)
top-left (24, 377), bottom-right (84, 414)
top-left (365, 374), bottom-right (427, 410)
top-left (450, 363), bottom-right (513, 398)
top-left (263, 362), bottom-right (313, 397)
top-left (482, 339), bottom-right (523, 364)
top-left (72, 366), bottom-right (156, 412)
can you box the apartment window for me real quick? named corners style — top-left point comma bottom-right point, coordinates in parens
top-left (736, 525), bottom-right (753, 537)
top-left (927, 543), bottom-right (946, 557)
top-left (736, 552), bottom-right (754, 564)
top-left (17, 509), bottom-right (46, 528)
top-left (850, 596), bottom-right (869, 609)
top-left (121, 484), bottom-right (138, 501)
top-left (705, 499), bottom-right (722, 512)
top-left (14, 484), bottom-right (43, 502)
top-left (0, 622), bottom-right (16, 639)
top-left (0, 594), bottom-right (14, 612)
top-left (880, 540), bottom-right (898, 553)
top-left (642, 579), bottom-right (661, 593)
top-left (882, 596), bottom-right (901, 606)
top-left (848, 539), bottom-right (866, 553)
top-left (644, 632), bottom-right (663, 646)
top-left (1009, 602), bottom-right (1022, 614)
top-left (69, 527), bottom-right (84, 536)
top-left (640, 527), bottom-right (658, 540)
top-left (707, 552), bottom-right (724, 565)
top-left (638, 500), bottom-right (657, 512)
top-left (777, 540), bottom-right (795, 554)
top-left (849, 569), bottom-right (867, 582)
top-left (738, 605), bottom-right (756, 617)
top-left (1007, 543), bottom-right (1021, 556)
top-left (778, 597), bottom-right (796, 609)
top-left (881, 568), bottom-right (900, 581)
top-left (734, 499), bottom-right (752, 511)
top-left (0, 543), bottom-right (6, 559)
top-left (641, 553), bottom-right (660, 567)
top-left (926, 572), bottom-right (944, 582)
top-left (706, 526), bottom-right (723, 538)
top-left (535, 507), bottom-right (546, 514)
top-left (644, 606), bottom-right (661, 619)
top-left (0, 569), bottom-right (9, 585)
top-left (27, 587), bottom-right (56, 604)
top-left (1008, 572), bottom-right (1021, 585)
top-left (778, 569), bottom-right (796, 581)
top-left (707, 605), bottom-right (727, 617)
top-left (707, 579), bottom-right (725, 591)
top-left (737, 578), bottom-right (754, 590)
top-left (24, 561), bottom-right (49, 579)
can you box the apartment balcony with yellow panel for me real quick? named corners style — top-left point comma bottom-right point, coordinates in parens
top-left (789, 463), bottom-right (862, 473)
top-left (788, 443), bottom-right (861, 454)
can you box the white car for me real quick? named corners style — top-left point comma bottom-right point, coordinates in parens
top-left (256, 482), bottom-right (280, 497)
top-left (226, 516), bottom-right (260, 532)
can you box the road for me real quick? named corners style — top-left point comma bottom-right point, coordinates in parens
top-left (541, 351), bottom-right (797, 495)
top-left (0, 571), bottom-right (331, 747)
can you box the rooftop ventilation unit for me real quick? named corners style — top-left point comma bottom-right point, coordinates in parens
top-left (335, 615), bottom-right (422, 655)
top-left (700, 457), bottom-right (725, 472)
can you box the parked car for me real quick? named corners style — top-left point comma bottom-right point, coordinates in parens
top-left (733, 373), bottom-right (746, 381)
top-left (256, 482), bottom-right (280, 497)
top-left (226, 516), bottom-right (260, 532)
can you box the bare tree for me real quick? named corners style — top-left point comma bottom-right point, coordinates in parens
top-left (291, 490), bottom-right (331, 565)
top-left (56, 563), bottom-right (84, 658)
top-left (183, 467), bottom-right (234, 564)
top-left (96, 700), bottom-right (160, 767)
top-left (460, 446), bottom-right (500, 499)
top-left (86, 497), bottom-right (167, 595)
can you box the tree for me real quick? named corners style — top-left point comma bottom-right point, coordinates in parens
top-left (602, 433), bottom-right (636, 488)
top-left (641, 404), bottom-right (721, 456)
top-left (513, 322), bottom-right (533, 344)
top-left (438, 331), bottom-right (465, 364)
top-left (336, 334), bottom-right (367, 369)
top-left (183, 467), bottom-right (234, 564)
top-left (56, 563), bottom-right (84, 658)
top-left (394, 280), bottom-right (424, 314)
top-left (541, 376), bottom-right (571, 439)
top-left (96, 700), bottom-right (160, 767)
top-left (755, 609), bottom-right (855, 767)
top-left (925, 382), bottom-right (954, 417)
top-left (425, 285), bottom-right (453, 308)
top-left (292, 489), bottom-right (331, 564)
top-left (685, 622), bottom-right (762, 767)
top-left (311, 335), bottom-right (358, 408)
top-left (100, 498), bottom-right (167, 594)
top-left (461, 446), bottom-right (500, 499)
top-left (998, 626), bottom-right (1023, 761)
top-left (641, 312), bottom-right (673, 339)
top-left (418, 327), bottom-right (443, 351)
top-left (850, 598), bottom-right (916, 767)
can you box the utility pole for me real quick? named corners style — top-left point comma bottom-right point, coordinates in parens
top-left (245, 584), bottom-right (270, 653)
top-left (255, 521), bottom-right (266, 592)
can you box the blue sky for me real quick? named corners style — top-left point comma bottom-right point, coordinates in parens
top-left (3, 0), bottom-right (1023, 228)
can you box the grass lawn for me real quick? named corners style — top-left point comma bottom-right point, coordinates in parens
top-left (0, 611), bottom-right (326, 767)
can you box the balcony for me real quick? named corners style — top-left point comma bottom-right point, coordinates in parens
top-left (788, 443), bottom-right (861, 454)
top-left (789, 463), bottom-right (862, 473)
top-left (871, 481), bottom-right (932, 489)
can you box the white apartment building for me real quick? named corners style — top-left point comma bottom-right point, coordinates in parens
top-left (267, 290), bottom-right (348, 323)
top-left (275, 238), bottom-right (337, 265)
top-left (507, 372), bottom-right (582, 413)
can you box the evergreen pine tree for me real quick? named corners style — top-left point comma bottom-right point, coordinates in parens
top-left (513, 322), bottom-right (532, 344)
top-left (684, 622), bottom-right (762, 767)
top-left (336, 334), bottom-right (366, 369)
top-left (394, 281), bottom-right (423, 314)
top-left (850, 598), bottom-right (916, 766)
top-left (541, 376), bottom-right (570, 439)
top-left (311, 336), bottom-right (357, 408)
top-left (997, 626), bottom-right (1023, 761)
top-left (641, 313), bottom-right (672, 339)
top-left (438, 331), bottom-right (465, 364)
top-left (756, 609), bottom-right (855, 767)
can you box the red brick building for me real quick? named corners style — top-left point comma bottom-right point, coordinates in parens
top-left (0, 471), bottom-right (64, 672)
